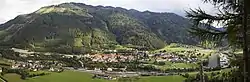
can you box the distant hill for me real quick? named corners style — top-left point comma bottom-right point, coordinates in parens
top-left (0, 2), bottom-right (198, 54)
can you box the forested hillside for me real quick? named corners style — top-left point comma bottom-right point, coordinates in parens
top-left (0, 2), bottom-right (198, 54)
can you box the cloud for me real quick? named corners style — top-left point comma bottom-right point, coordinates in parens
top-left (0, 0), bottom-right (215, 24)
top-left (84, 0), bottom-right (216, 15)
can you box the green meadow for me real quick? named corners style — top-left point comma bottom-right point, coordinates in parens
top-left (3, 71), bottom-right (186, 82)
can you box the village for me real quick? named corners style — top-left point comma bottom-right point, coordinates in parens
top-left (0, 47), bottom-right (230, 80)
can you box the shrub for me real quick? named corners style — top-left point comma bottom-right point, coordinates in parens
top-left (153, 61), bottom-right (165, 66)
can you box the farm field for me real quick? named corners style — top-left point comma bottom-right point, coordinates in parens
top-left (3, 73), bottom-right (24, 82)
top-left (137, 75), bottom-right (185, 82)
top-left (3, 71), bottom-right (186, 82)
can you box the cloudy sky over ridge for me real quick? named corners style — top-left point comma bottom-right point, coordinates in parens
top-left (0, 0), bottom-right (216, 24)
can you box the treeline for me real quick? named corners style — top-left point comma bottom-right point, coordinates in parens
top-left (1, 68), bottom-right (28, 79)
top-left (1, 68), bottom-right (51, 80)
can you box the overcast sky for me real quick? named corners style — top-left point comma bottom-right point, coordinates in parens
top-left (0, 0), bottom-right (216, 24)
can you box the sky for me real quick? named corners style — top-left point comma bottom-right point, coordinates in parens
top-left (0, 0), bottom-right (216, 24)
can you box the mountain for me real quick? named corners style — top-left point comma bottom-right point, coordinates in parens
top-left (0, 2), bottom-right (198, 54)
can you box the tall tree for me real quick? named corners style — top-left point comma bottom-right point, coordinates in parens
top-left (242, 0), bottom-right (250, 82)
top-left (186, 0), bottom-right (250, 81)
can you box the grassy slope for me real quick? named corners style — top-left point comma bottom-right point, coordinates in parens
top-left (148, 44), bottom-right (217, 69)
top-left (158, 62), bottom-right (198, 69)
top-left (3, 71), bottom-right (186, 82)
top-left (147, 59), bottom-right (198, 69)
top-left (153, 44), bottom-right (216, 58)
top-left (156, 44), bottom-right (215, 52)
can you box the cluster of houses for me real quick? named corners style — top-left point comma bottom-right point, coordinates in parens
top-left (158, 54), bottom-right (198, 63)
top-left (151, 51), bottom-right (199, 63)
top-left (11, 60), bottom-right (63, 72)
top-left (11, 61), bottom-right (44, 71)
top-left (84, 54), bottom-right (135, 62)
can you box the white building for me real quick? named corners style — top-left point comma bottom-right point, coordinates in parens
top-left (107, 68), bottom-right (113, 71)
top-left (208, 53), bottom-right (229, 68)
top-left (208, 54), bottom-right (220, 68)
top-left (0, 67), bottom-right (2, 72)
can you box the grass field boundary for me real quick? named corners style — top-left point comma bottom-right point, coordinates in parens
top-left (0, 75), bottom-right (8, 82)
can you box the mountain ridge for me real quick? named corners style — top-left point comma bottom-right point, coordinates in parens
top-left (0, 2), bottom-right (198, 54)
